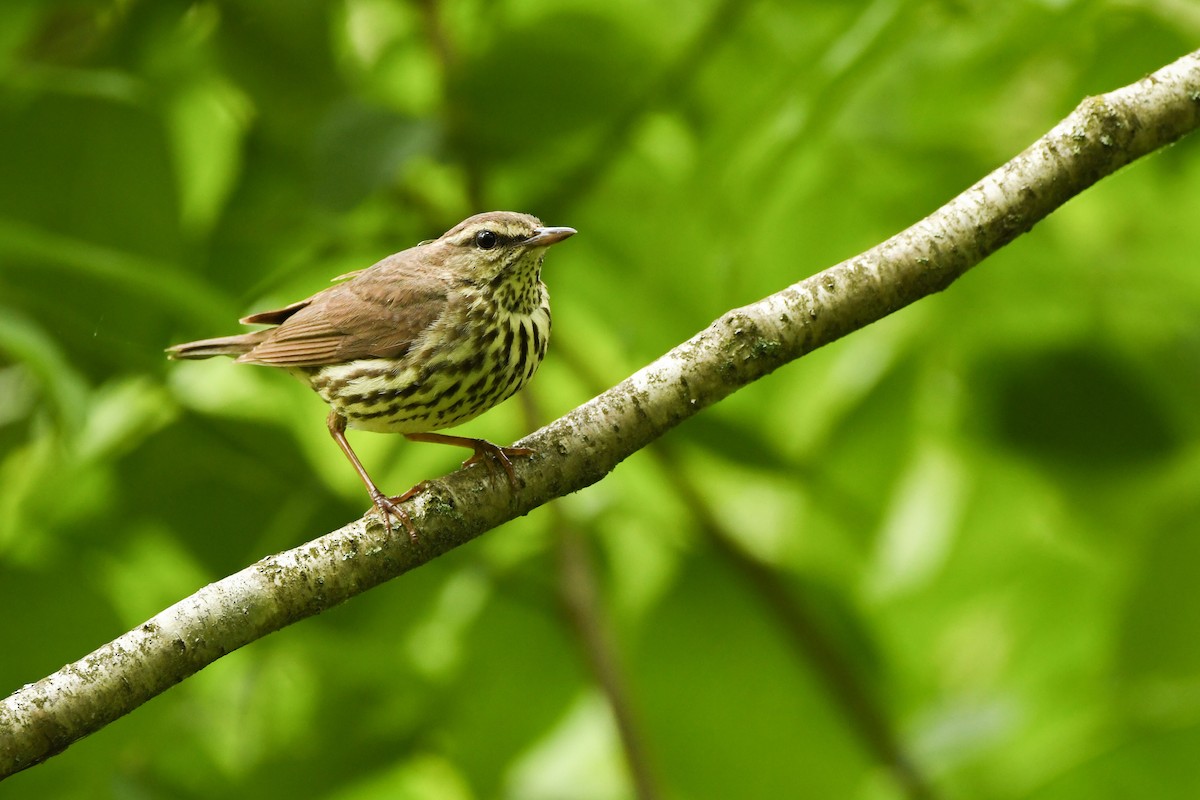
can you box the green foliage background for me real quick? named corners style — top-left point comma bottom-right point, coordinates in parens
top-left (2, 1), bottom-right (1199, 797)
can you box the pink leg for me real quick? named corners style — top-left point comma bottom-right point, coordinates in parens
top-left (327, 411), bottom-right (418, 542)
top-left (404, 432), bottom-right (533, 491)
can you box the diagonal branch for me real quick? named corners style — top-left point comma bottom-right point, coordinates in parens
top-left (650, 443), bottom-right (937, 799)
top-left (3, 48), bottom-right (1199, 780)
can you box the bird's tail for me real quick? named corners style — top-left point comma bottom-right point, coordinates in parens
top-left (166, 331), bottom-right (267, 360)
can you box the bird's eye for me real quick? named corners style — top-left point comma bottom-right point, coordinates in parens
top-left (475, 230), bottom-right (498, 250)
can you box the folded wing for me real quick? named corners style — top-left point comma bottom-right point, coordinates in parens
top-left (236, 258), bottom-right (449, 368)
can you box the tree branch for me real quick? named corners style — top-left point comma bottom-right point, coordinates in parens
top-left (555, 521), bottom-right (664, 800)
top-left (3, 48), bottom-right (1199, 780)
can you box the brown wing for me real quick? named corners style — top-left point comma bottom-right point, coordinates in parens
top-left (240, 298), bottom-right (312, 326)
top-left (236, 254), bottom-right (449, 367)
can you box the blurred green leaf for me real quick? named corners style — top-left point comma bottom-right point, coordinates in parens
top-left (0, 306), bottom-right (89, 432)
top-left (635, 556), bottom-right (867, 798)
top-left (977, 346), bottom-right (1178, 468)
top-left (314, 103), bottom-right (438, 211)
top-left (2, 1), bottom-right (1199, 797)
top-left (441, 577), bottom-right (586, 796)
top-left (1025, 723), bottom-right (1200, 800)
top-left (1117, 515), bottom-right (1200, 686)
top-left (451, 11), bottom-right (654, 161)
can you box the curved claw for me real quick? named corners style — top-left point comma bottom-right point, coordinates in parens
top-left (404, 432), bottom-right (534, 493)
top-left (462, 443), bottom-right (534, 490)
top-left (367, 489), bottom-right (419, 543)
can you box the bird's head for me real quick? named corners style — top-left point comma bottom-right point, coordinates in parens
top-left (433, 211), bottom-right (575, 287)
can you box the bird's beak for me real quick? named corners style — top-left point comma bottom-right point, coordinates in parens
top-left (526, 226), bottom-right (577, 247)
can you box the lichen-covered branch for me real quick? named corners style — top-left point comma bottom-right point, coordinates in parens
top-left (3, 48), bottom-right (1199, 780)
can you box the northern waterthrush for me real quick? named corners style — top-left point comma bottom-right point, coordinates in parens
top-left (168, 211), bottom-right (575, 539)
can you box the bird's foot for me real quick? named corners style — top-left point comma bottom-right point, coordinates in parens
top-left (461, 441), bottom-right (534, 491)
top-left (368, 488), bottom-right (418, 543)
top-left (402, 432), bottom-right (534, 493)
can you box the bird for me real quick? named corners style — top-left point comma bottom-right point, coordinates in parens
top-left (167, 211), bottom-right (575, 540)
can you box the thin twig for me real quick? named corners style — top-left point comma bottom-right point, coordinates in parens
top-left (655, 444), bottom-right (936, 799)
top-left (555, 522), bottom-right (663, 800)
top-left (411, 0), bottom-right (487, 211)
top-left (518, 390), bottom-right (664, 799)
top-left (552, 335), bottom-right (934, 798)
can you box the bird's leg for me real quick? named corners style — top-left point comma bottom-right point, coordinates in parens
top-left (403, 432), bottom-right (533, 492)
top-left (327, 411), bottom-right (418, 542)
